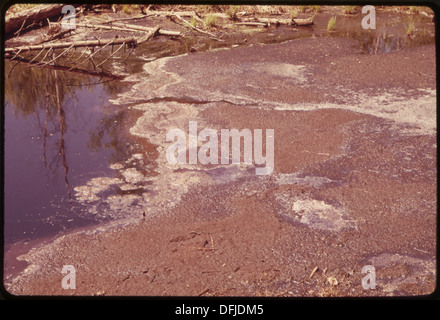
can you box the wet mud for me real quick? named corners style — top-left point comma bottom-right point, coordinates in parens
top-left (4, 12), bottom-right (437, 297)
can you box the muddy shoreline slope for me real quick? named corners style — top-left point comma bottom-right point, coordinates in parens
top-left (4, 16), bottom-right (437, 296)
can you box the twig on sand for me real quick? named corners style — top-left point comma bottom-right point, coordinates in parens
top-left (309, 266), bottom-right (319, 279)
top-left (197, 247), bottom-right (217, 251)
top-left (198, 288), bottom-right (210, 296)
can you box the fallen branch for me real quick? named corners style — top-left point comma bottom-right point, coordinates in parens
top-left (137, 25), bottom-right (161, 44)
top-left (255, 17), bottom-right (293, 25)
top-left (208, 12), bottom-right (247, 19)
top-left (235, 21), bottom-right (268, 28)
top-left (65, 22), bottom-right (146, 33)
top-left (36, 28), bottom-right (74, 45)
top-left (95, 42), bottom-right (125, 68)
top-left (238, 16), bottom-right (314, 27)
top-left (169, 14), bottom-right (219, 39)
top-left (145, 10), bottom-right (202, 20)
top-left (5, 33), bottom-right (152, 54)
top-left (5, 54), bottom-right (123, 79)
top-left (111, 22), bottom-right (181, 36)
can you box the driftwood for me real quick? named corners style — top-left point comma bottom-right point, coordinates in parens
top-left (291, 17), bottom-right (315, 26)
top-left (48, 20), bottom-right (181, 37)
top-left (5, 4), bottom-right (82, 38)
top-left (7, 36), bottom-right (137, 54)
top-left (70, 22), bottom-right (144, 33)
top-left (145, 10), bottom-right (201, 19)
top-left (5, 26), bottom-right (160, 79)
top-left (239, 16), bottom-right (314, 27)
top-left (36, 28), bottom-right (75, 44)
top-left (235, 22), bottom-right (268, 28)
top-left (168, 14), bottom-right (219, 39)
top-left (255, 17), bottom-right (293, 25)
top-left (145, 10), bottom-right (248, 21)
top-left (5, 26), bottom-right (160, 55)
top-left (111, 22), bottom-right (181, 36)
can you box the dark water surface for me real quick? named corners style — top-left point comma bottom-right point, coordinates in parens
top-left (3, 63), bottom-right (137, 244)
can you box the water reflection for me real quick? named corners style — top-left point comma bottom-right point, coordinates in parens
top-left (4, 62), bottom-right (139, 243)
top-left (313, 12), bottom-right (435, 54)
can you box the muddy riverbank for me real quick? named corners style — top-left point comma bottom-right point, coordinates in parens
top-left (5, 36), bottom-right (436, 297)
top-left (3, 5), bottom-right (437, 298)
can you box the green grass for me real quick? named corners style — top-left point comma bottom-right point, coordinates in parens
top-left (327, 16), bottom-right (337, 31)
top-left (189, 17), bottom-right (198, 28)
top-left (121, 5), bottom-right (141, 14)
top-left (407, 21), bottom-right (416, 36)
top-left (204, 14), bottom-right (217, 28)
top-left (408, 6), bottom-right (420, 14)
top-left (298, 5), bottom-right (307, 13)
top-left (226, 5), bottom-right (239, 20)
top-left (290, 8), bottom-right (299, 18)
top-left (310, 5), bottom-right (321, 13)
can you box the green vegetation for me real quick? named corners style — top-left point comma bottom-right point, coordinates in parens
top-left (290, 7), bottom-right (299, 18)
top-left (297, 5), bottom-right (320, 13)
top-left (204, 14), bottom-right (217, 28)
top-left (342, 6), bottom-right (357, 14)
top-left (226, 5), bottom-right (239, 20)
top-left (190, 16), bottom-right (198, 28)
top-left (299, 5), bottom-right (308, 13)
top-left (121, 5), bottom-right (143, 14)
top-left (407, 21), bottom-right (416, 36)
top-left (327, 16), bottom-right (336, 31)
top-left (408, 6), bottom-right (420, 14)
top-left (310, 5), bottom-right (321, 13)
top-left (6, 4), bottom-right (38, 16)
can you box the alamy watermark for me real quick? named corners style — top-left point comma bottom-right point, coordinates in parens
top-left (166, 121), bottom-right (274, 175)
top-left (61, 5), bottom-right (76, 30)
top-left (61, 265), bottom-right (76, 289)
top-left (362, 265), bottom-right (376, 290)
top-left (361, 5), bottom-right (376, 30)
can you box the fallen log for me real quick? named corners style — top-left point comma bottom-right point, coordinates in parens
top-left (5, 26), bottom-right (160, 54)
top-left (145, 10), bottom-right (247, 21)
top-left (5, 54), bottom-right (124, 79)
top-left (5, 37), bottom-right (137, 54)
top-left (254, 17), bottom-right (293, 25)
top-left (145, 10), bottom-right (200, 19)
top-left (291, 17), bottom-right (314, 26)
top-left (235, 22), bottom-right (268, 28)
top-left (237, 16), bottom-right (314, 27)
top-left (111, 22), bottom-right (181, 36)
top-left (60, 22), bottom-right (147, 33)
top-left (5, 4), bottom-right (82, 38)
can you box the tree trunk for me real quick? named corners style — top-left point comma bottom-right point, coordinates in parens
top-left (5, 4), bottom-right (82, 38)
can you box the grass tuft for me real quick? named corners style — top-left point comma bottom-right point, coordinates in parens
top-left (204, 14), bottom-right (217, 28)
top-left (226, 5), bottom-right (239, 21)
top-left (327, 16), bottom-right (337, 31)
top-left (407, 21), bottom-right (416, 36)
